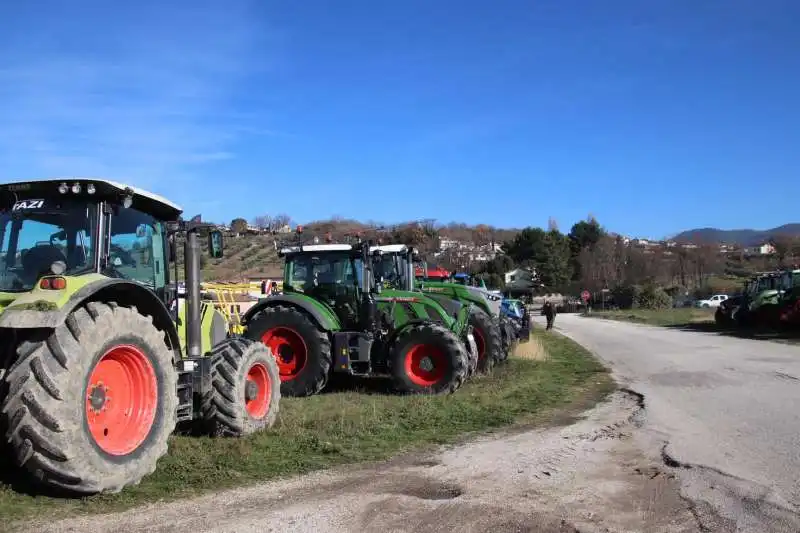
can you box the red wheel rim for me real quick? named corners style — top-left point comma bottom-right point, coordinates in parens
top-left (245, 363), bottom-right (272, 418)
top-left (261, 327), bottom-right (307, 382)
top-left (473, 327), bottom-right (486, 362)
top-left (85, 345), bottom-right (157, 456)
top-left (404, 344), bottom-right (447, 387)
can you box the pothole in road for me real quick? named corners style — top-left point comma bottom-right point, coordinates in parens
top-left (384, 477), bottom-right (465, 500)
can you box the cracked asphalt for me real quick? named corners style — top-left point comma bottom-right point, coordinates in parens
top-left (554, 313), bottom-right (800, 532)
top-left (20, 314), bottom-right (800, 533)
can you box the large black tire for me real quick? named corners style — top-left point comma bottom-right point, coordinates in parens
top-left (201, 338), bottom-right (281, 437)
top-left (0, 302), bottom-right (177, 494)
top-left (498, 317), bottom-right (510, 360)
top-left (469, 307), bottom-right (500, 373)
top-left (498, 316), bottom-right (516, 363)
top-left (244, 305), bottom-right (331, 397)
top-left (389, 323), bottom-right (469, 395)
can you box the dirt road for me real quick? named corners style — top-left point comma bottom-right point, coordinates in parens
top-left (24, 390), bottom-right (697, 533)
top-left (24, 315), bottom-right (800, 532)
top-left (555, 314), bottom-right (800, 532)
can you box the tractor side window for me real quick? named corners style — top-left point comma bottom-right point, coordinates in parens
top-left (108, 207), bottom-right (166, 292)
top-left (287, 260), bottom-right (309, 291)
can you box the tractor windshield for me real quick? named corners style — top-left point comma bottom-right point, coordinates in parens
top-left (374, 254), bottom-right (407, 288)
top-left (284, 252), bottom-right (362, 293)
top-left (0, 198), bottom-right (98, 292)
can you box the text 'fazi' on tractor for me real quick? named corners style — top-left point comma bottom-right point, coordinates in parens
top-left (0, 178), bottom-right (280, 495)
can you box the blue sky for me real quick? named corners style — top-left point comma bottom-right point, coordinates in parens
top-left (0, 0), bottom-right (798, 240)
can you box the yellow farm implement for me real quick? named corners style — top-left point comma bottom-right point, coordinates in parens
top-left (201, 282), bottom-right (254, 335)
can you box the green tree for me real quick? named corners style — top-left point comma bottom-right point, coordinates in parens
top-left (568, 217), bottom-right (604, 281)
top-left (538, 229), bottom-right (573, 291)
top-left (502, 227), bottom-right (548, 266)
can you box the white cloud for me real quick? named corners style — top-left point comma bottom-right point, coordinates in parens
top-left (0, 1), bottom-right (273, 194)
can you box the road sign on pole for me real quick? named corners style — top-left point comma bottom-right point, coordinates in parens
top-left (581, 290), bottom-right (591, 302)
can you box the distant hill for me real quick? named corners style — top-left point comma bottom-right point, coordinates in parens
top-left (671, 224), bottom-right (800, 246)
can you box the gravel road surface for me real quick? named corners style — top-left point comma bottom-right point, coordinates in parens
top-left (21, 315), bottom-right (800, 533)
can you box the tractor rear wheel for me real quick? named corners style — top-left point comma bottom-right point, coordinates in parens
top-left (201, 338), bottom-right (281, 437)
top-left (245, 305), bottom-right (331, 397)
top-left (390, 323), bottom-right (468, 395)
top-left (469, 308), bottom-right (500, 373)
top-left (0, 302), bottom-right (177, 494)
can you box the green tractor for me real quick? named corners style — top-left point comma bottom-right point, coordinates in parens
top-left (735, 271), bottom-right (784, 327)
top-left (373, 244), bottom-right (512, 367)
top-left (0, 179), bottom-right (281, 495)
top-left (241, 238), bottom-right (476, 397)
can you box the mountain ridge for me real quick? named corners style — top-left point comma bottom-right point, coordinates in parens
top-left (671, 224), bottom-right (800, 246)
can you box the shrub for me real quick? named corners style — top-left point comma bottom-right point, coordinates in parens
top-left (635, 285), bottom-right (672, 309)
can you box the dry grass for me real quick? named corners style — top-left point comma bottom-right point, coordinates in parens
top-left (586, 308), bottom-right (715, 327)
top-left (513, 336), bottom-right (549, 361)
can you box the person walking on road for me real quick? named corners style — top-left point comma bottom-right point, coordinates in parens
top-left (542, 300), bottom-right (556, 331)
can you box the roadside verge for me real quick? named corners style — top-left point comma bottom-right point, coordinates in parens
top-left (0, 328), bottom-right (613, 523)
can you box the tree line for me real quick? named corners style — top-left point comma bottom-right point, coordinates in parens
top-left (476, 216), bottom-right (800, 307)
top-left (213, 212), bottom-right (800, 307)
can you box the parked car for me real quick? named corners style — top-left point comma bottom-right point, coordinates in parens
top-left (696, 294), bottom-right (728, 308)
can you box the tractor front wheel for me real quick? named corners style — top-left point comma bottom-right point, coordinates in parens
top-left (390, 323), bottom-right (468, 395)
top-left (0, 302), bottom-right (177, 494)
top-left (469, 308), bottom-right (501, 373)
top-left (245, 305), bottom-right (332, 397)
top-left (201, 338), bottom-right (281, 437)
top-left (498, 317), bottom-right (517, 363)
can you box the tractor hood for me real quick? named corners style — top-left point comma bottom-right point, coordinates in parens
top-left (418, 280), bottom-right (501, 317)
top-left (465, 286), bottom-right (502, 317)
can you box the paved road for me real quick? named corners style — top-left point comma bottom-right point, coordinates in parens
top-left (550, 313), bottom-right (800, 531)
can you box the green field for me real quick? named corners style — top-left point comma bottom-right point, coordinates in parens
top-left (0, 329), bottom-right (613, 524)
top-left (585, 307), bottom-right (716, 326)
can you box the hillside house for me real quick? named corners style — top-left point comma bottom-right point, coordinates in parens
top-left (503, 267), bottom-right (539, 294)
top-left (744, 243), bottom-right (775, 256)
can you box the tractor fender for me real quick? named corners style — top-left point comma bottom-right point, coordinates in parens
top-left (385, 318), bottom-right (474, 357)
top-left (241, 293), bottom-right (340, 331)
top-left (385, 319), bottom-right (434, 347)
top-left (0, 278), bottom-right (182, 355)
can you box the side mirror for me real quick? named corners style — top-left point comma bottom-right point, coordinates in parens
top-left (208, 230), bottom-right (224, 259)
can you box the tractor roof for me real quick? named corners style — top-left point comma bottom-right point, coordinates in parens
top-left (370, 244), bottom-right (409, 254)
top-left (0, 178), bottom-right (183, 221)
top-left (278, 242), bottom-right (417, 257)
top-left (279, 243), bottom-right (353, 256)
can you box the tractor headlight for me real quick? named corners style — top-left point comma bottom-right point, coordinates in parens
top-left (71, 183), bottom-right (81, 194)
top-left (58, 182), bottom-right (68, 194)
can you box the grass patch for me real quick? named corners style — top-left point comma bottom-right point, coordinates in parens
top-left (0, 329), bottom-right (612, 523)
top-left (586, 307), bottom-right (715, 327)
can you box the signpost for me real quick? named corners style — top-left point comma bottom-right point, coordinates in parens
top-left (581, 290), bottom-right (591, 303)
